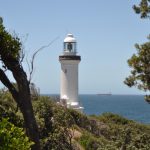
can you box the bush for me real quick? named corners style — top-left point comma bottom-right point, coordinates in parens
top-left (0, 118), bottom-right (34, 150)
top-left (98, 112), bottom-right (132, 125)
top-left (1, 90), bottom-right (150, 150)
top-left (0, 89), bottom-right (23, 127)
top-left (33, 96), bottom-right (75, 150)
top-left (79, 133), bottom-right (100, 150)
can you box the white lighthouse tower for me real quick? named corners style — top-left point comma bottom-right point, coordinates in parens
top-left (59, 33), bottom-right (83, 111)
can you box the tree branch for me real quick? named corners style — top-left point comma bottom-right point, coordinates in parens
top-left (29, 36), bottom-right (59, 83)
top-left (0, 68), bottom-right (19, 103)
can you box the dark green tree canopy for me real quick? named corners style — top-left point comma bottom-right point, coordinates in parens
top-left (125, 1), bottom-right (150, 102)
top-left (0, 17), bottom-right (40, 150)
top-left (0, 18), bottom-right (21, 62)
top-left (133, 0), bottom-right (150, 18)
top-left (124, 38), bottom-right (150, 92)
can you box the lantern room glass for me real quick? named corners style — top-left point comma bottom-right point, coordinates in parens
top-left (64, 42), bottom-right (77, 54)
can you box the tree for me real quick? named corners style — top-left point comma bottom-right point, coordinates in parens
top-left (124, 1), bottom-right (150, 102)
top-left (0, 18), bottom-right (40, 149)
top-left (133, 0), bottom-right (150, 18)
top-left (124, 40), bottom-right (150, 102)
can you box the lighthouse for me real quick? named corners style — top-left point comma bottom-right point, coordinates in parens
top-left (59, 33), bottom-right (83, 111)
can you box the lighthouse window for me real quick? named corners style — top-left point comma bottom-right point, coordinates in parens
top-left (67, 43), bottom-right (72, 51)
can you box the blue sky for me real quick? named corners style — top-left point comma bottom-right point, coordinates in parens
top-left (0, 0), bottom-right (150, 94)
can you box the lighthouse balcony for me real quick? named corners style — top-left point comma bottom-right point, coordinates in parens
top-left (59, 55), bottom-right (81, 61)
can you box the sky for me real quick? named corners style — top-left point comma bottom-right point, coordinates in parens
top-left (0, 0), bottom-right (150, 94)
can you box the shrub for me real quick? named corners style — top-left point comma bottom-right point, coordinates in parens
top-left (0, 118), bottom-right (34, 150)
top-left (0, 89), bottom-right (23, 127)
top-left (98, 112), bottom-right (132, 125)
top-left (33, 96), bottom-right (75, 150)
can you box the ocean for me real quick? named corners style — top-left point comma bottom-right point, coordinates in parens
top-left (49, 94), bottom-right (150, 124)
top-left (79, 95), bottom-right (150, 124)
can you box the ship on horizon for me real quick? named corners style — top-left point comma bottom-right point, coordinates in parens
top-left (97, 92), bottom-right (112, 96)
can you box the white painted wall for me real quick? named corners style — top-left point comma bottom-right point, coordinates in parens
top-left (60, 59), bottom-right (80, 104)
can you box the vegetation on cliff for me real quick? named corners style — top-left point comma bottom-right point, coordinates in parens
top-left (1, 89), bottom-right (150, 150)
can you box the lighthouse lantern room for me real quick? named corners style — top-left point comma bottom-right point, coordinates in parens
top-left (59, 33), bottom-right (83, 111)
top-left (63, 33), bottom-right (76, 55)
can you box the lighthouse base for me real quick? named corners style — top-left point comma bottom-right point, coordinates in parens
top-left (67, 101), bottom-right (84, 112)
top-left (60, 99), bottom-right (84, 112)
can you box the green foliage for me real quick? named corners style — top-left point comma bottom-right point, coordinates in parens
top-left (125, 1), bottom-right (150, 102)
top-left (17, 97), bottom-right (150, 150)
top-left (68, 108), bottom-right (91, 129)
top-left (1, 91), bottom-right (150, 149)
top-left (33, 96), bottom-right (75, 150)
top-left (0, 90), bottom-right (78, 149)
top-left (124, 38), bottom-right (150, 101)
top-left (79, 133), bottom-right (119, 150)
top-left (79, 132), bottom-right (103, 150)
top-left (79, 113), bottom-right (150, 150)
top-left (0, 17), bottom-right (21, 61)
top-left (0, 89), bottom-right (23, 127)
top-left (0, 118), bottom-right (34, 150)
top-left (0, 89), bottom-right (17, 112)
top-left (145, 95), bottom-right (150, 103)
top-left (33, 96), bottom-right (54, 139)
top-left (0, 18), bottom-right (40, 149)
top-left (133, 0), bottom-right (150, 18)
top-left (97, 112), bottom-right (132, 125)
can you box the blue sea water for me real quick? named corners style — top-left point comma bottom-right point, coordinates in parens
top-left (79, 95), bottom-right (150, 124)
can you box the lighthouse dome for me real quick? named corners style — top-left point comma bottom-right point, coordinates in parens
top-left (64, 33), bottom-right (76, 43)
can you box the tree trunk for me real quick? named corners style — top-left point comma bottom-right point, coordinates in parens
top-left (11, 65), bottom-right (40, 150)
top-left (18, 91), bottom-right (40, 150)
top-left (0, 21), bottom-right (41, 149)
top-left (0, 61), bottom-right (41, 150)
